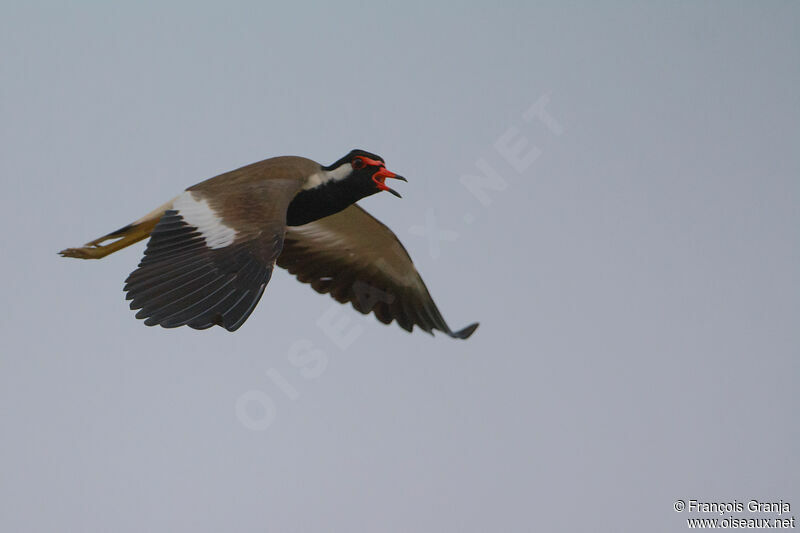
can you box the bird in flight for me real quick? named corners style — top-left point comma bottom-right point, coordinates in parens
top-left (60, 150), bottom-right (478, 338)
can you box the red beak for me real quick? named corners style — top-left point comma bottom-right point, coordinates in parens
top-left (372, 167), bottom-right (407, 198)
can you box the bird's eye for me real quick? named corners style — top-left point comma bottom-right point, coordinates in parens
top-left (352, 158), bottom-right (365, 169)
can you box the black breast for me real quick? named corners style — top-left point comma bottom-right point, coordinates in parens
top-left (286, 180), bottom-right (374, 226)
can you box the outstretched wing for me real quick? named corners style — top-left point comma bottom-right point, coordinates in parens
top-left (125, 177), bottom-right (301, 331)
top-left (278, 205), bottom-right (478, 339)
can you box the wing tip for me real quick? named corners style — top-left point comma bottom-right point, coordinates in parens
top-left (449, 322), bottom-right (479, 340)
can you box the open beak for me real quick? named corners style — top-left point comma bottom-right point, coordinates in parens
top-left (372, 167), bottom-right (407, 198)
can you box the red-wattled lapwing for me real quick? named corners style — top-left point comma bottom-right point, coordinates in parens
top-left (60, 150), bottom-right (479, 338)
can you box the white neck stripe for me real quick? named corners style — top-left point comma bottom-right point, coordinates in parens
top-left (303, 163), bottom-right (352, 190)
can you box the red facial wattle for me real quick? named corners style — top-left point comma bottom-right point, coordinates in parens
top-left (353, 156), bottom-right (406, 198)
top-left (355, 156), bottom-right (385, 168)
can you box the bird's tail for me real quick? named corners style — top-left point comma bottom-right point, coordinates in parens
top-left (59, 198), bottom-right (176, 260)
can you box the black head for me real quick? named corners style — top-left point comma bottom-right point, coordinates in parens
top-left (323, 149), bottom-right (407, 198)
top-left (286, 149), bottom-right (407, 226)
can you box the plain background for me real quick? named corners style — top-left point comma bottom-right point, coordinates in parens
top-left (1, 2), bottom-right (797, 532)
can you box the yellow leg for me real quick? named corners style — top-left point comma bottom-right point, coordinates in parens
top-left (59, 198), bottom-right (175, 260)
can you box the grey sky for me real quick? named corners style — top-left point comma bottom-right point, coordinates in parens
top-left (1, 2), bottom-right (798, 532)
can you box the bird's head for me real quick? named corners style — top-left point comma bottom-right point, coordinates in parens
top-left (325, 149), bottom-right (406, 198)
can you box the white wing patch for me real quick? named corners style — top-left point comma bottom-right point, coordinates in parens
top-left (172, 191), bottom-right (237, 249)
top-left (303, 163), bottom-right (352, 190)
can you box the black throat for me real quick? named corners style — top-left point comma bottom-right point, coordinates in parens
top-left (286, 178), bottom-right (376, 226)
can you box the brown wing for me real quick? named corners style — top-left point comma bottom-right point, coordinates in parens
top-left (277, 205), bottom-right (479, 339)
top-left (125, 174), bottom-right (304, 332)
